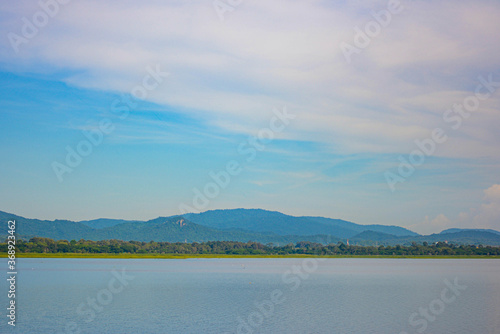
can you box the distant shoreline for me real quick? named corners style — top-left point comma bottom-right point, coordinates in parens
top-left (4, 253), bottom-right (499, 259)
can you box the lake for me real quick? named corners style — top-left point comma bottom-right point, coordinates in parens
top-left (1, 258), bottom-right (499, 333)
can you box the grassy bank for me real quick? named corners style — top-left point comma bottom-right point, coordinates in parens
top-left (3, 252), bottom-right (499, 259)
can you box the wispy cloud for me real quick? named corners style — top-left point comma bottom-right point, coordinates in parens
top-left (2, 0), bottom-right (499, 159)
top-left (1, 0), bottom-right (499, 229)
top-left (412, 184), bottom-right (500, 234)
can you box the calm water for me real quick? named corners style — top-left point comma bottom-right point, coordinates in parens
top-left (1, 258), bottom-right (499, 333)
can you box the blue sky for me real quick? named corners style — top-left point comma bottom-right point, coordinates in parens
top-left (1, 0), bottom-right (499, 234)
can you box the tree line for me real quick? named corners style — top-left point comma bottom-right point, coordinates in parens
top-left (1, 237), bottom-right (499, 256)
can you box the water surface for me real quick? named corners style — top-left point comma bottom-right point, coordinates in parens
top-left (1, 258), bottom-right (498, 333)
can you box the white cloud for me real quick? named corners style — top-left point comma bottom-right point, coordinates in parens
top-left (1, 0), bottom-right (500, 159)
top-left (414, 184), bottom-right (500, 234)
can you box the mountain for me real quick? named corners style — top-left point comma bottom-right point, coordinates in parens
top-left (79, 218), bottom-right (142, 229)
top-left (2, 209), bottom-right (499, 246)
top-left (0, 210), bottom-right (339, 244)
top-left (350, 231), bottom-right (398, 243)
top-left (304, 216), bottom-right (418, 237)
top-left (431, 230), bottom-right (500, 245)
top-left (183, 209), bottom-right (418, 238)
top-left (440, 228), bottom-right (500, 236)
top-left (90, 217), bottom-right (229, 242)
top-left (0, 211), bottom-right (94, 241)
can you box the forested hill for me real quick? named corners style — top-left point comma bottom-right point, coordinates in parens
top-left (0, 210), bottom-right (339, 244)
top-left (183, 208), bottom-right (418, 237)
top-left (1, 209), bottom-right (500, 246)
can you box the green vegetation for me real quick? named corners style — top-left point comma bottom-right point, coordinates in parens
top-left (184, 208), bottom-right (417, 238)
top-left (3, 209), bottom-right (500, 246)
top-left (2, 237), bottom-right (499, 257)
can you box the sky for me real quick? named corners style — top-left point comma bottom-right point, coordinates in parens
top-left (0, 0), bottom-right (499, 234)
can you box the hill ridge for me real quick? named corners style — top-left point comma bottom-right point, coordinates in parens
top-left (1, 209), bottom-right (500, 246)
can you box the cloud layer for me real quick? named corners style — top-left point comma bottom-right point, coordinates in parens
top-left (2, 0), bottom-right (500, 158)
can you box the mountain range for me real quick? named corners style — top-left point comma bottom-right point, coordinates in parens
top-left (1, 209), bottom-right (499, 246)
